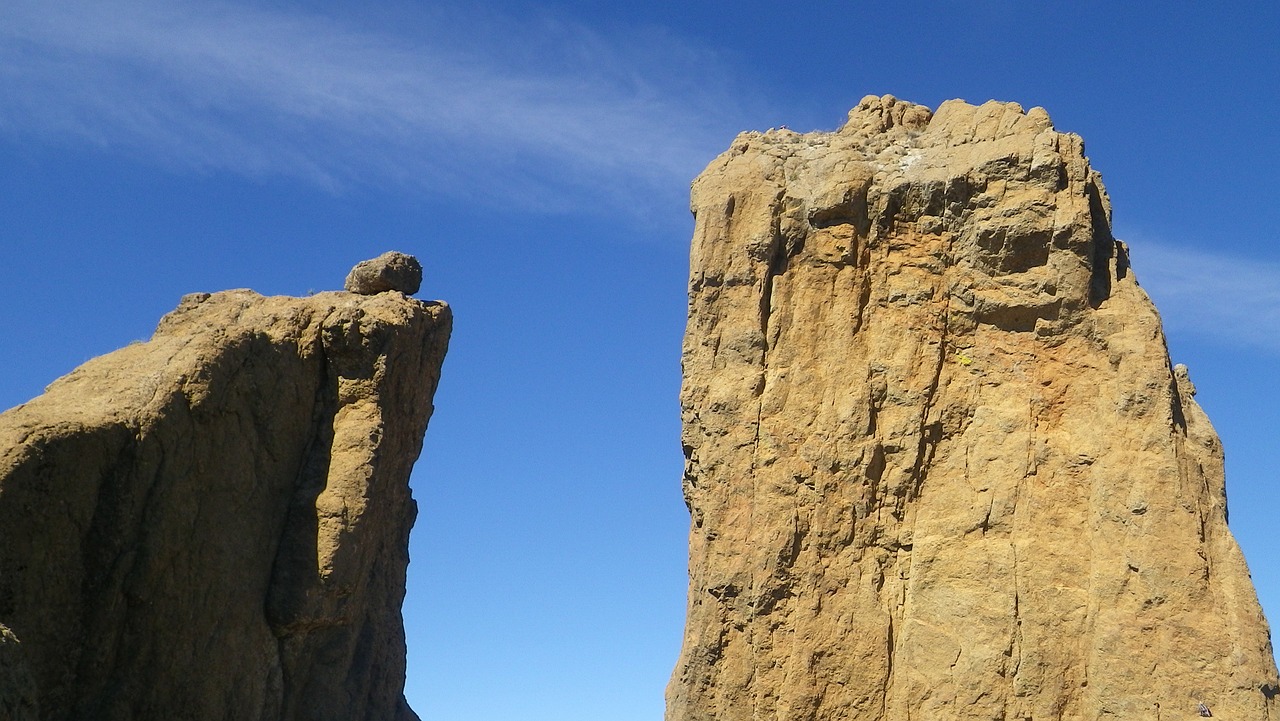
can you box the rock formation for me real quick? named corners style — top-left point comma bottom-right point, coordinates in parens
top-left (345, 251), bottom-right (424, 296)
top-left (668, 96), bottom-right (1278, 720)
top-left (0, 258), bottom-right (450, 721)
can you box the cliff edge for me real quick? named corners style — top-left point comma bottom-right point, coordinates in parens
top-left (669, 96), bottom-right (1278, 720)
top-left (0, 255), bottom-right (449, 721)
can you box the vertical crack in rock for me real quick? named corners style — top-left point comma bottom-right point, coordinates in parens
top-left (668, 95), bottom-right (1278, 721)
top-left (0, 279), bottom-right (449, 721)
top-left (1086, 177), bottom-right (1117, 308)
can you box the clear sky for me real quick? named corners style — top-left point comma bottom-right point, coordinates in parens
top-left (1, 2), bottom-right (1277, 719)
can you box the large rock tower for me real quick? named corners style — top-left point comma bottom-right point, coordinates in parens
top-left (668, 96), bottom-right (1278, 720)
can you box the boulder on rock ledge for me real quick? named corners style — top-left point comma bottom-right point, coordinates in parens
top-left (345, 251), bottom-right (423, 295)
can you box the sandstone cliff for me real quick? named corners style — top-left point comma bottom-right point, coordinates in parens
top-left (669, 96), bottom-right (1278, 720)
top-left (0, 270), bottom-right (449, 721)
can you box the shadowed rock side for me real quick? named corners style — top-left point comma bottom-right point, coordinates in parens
top-left (0, 287), bottom-right (450, 721)
top-left (668, 95), bottom-right (1279, 720)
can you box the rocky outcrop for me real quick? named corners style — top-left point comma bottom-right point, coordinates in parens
top-left (668, 96), bottom-right (1278, 720)
top-left (0, 266), bottom-right (450, 721)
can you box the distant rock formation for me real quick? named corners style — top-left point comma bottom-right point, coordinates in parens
top-left (668, 96), bottom-right (1278, 720)
top-left (0, 257), bottom-right (450, 721)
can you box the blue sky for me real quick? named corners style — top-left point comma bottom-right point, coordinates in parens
top-left (1, 2), bottom-right (1277, 719)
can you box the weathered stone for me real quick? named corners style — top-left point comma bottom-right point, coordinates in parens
top-left (345, 251), bottom-right (424, 295)
top-left (668, 95), bottom-right (1279, 720)
top-left (0, 625), bottom-right (38, 721)
top-left (0, 287), bottom-right (451, 721)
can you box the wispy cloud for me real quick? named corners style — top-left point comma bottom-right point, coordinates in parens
top-left (0, 1), bottom-right (753, 219)
top-left (1126, 238), bottom-right (1280, 355)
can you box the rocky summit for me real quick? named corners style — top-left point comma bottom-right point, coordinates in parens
top-left (0, 256), bottom-right (450, 721)
top-left (668, 96), bottom-right (1278, 720)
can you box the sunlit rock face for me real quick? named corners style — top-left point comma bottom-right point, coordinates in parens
top-left (668, 95), bottom-right (1278, 721)
top-left (0, 275), bottom-right (450, 721)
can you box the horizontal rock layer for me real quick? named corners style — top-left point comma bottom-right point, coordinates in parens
top-left (0, 288), bottom-right (450, 721)
top-left (668, 95), bottom-right (1278, 720)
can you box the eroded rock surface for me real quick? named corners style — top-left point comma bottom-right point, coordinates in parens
top-left (0, 284), bottom-right (450, 721)
top-left (345, 251), bottom-right (424, 295)
top-left (668, 95), bottom-right (1278, 720)
top-left (0, 624), bottom-right (37, 721)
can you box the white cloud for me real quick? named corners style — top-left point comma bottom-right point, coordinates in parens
top-left (1125, 238), bottom-right (1280, 355)
top-left (0, 0), bottom-right (753, 220)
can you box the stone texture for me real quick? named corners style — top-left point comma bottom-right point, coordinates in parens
top-left (668, 95), bottom-right (1279, 720)
top-left (0, 624), bottom-right (37, 721)
top-left (0, 286), bottom-right (450, 721)
top-left (345, 251), bottom-right (424, 295)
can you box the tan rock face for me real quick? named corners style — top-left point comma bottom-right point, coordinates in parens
top-left (0, 286), bottom-right (450, 721)
top-left (668, 95), bottom-right (1279, 720)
